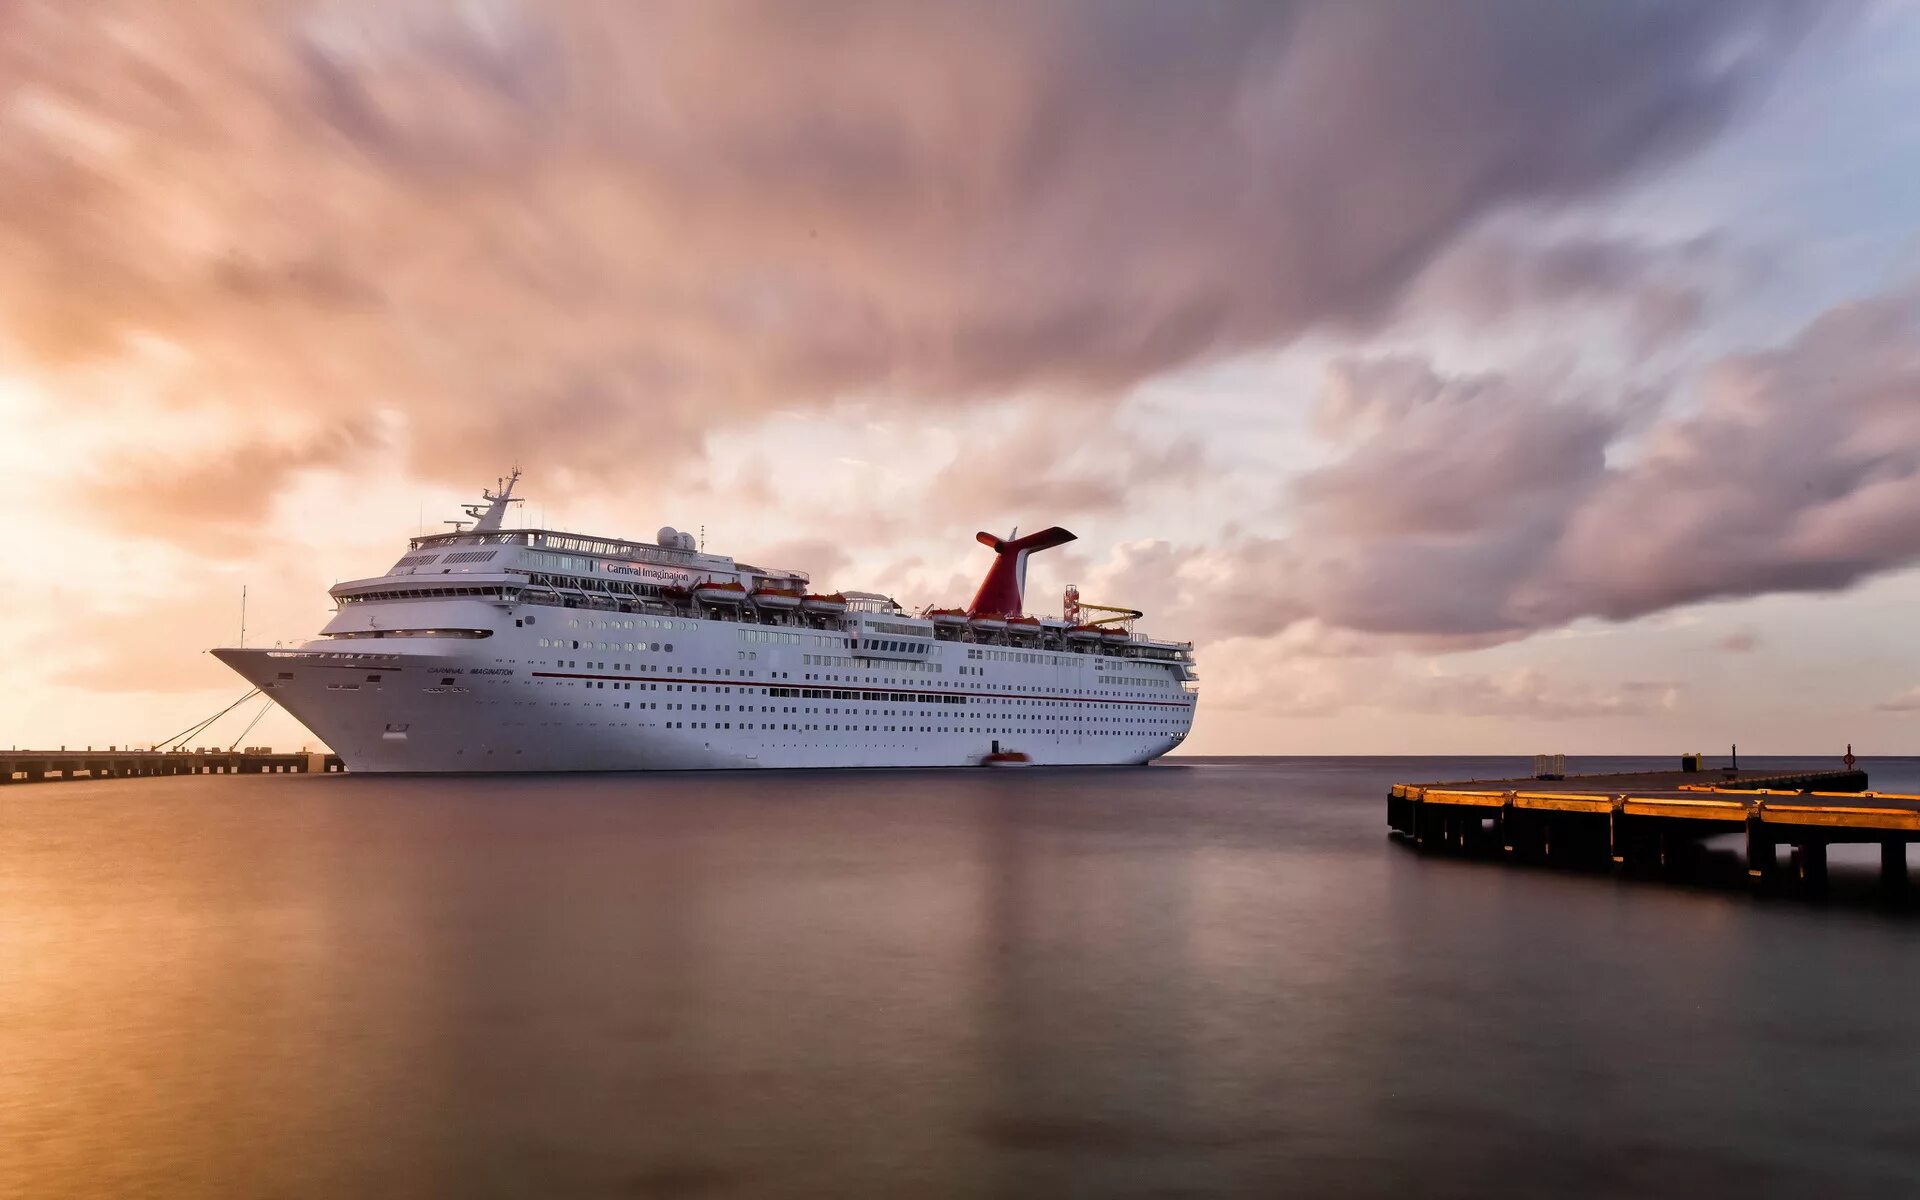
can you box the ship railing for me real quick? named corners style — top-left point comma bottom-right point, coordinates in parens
top-left (492, 571), bottom-right (1166, 650)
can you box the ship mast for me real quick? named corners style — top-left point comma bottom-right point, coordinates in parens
top-left (465, 467), bottom-right (524, 533)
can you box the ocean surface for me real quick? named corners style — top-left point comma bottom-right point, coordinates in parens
top-left (4, 755), bottom-right (1919, 1198)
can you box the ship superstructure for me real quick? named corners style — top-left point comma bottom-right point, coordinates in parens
top-left (213, 473), bottom-right (1198, 772)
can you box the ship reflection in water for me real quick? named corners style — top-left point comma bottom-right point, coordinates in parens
top-left (4, 757), bottom-right (1919, 1197)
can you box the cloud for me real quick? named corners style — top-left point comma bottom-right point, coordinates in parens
top-left (1545, 292), bottom-right (1920, 620)
top-left (738, 537), bottom-right (851, 586)
top-left (1298, 358), bottom-right (1622, 543)
top-left (0, 0), bottom-right (1823, 537)
top-left (1399, 671), bottom-right (1681, 721)
top-left (926, 410), bottom-right (1205, 520)
top-left (81, 419), bottom-right (380, 548)
top-left (1876, 687), bottom-right (1920, 713)
top-left (1397, 229), bottom-right (1732, 347)
top-left (1200, 636), bottom-right (1682, 718)
top-left (1085, 288), bottom-right (1920, 647)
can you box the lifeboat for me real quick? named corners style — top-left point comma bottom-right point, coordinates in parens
top-left (752, 585), bottom-right (803, 610)
top-left (926, 608), bottom-right (969, 628)
top-left (969, 612), bottom-right (1008, 633)
top-left (693, 580), bottom-right (747, 605)
top-left (1101, 626), bottom-right (1132, 643)
top-left (982, 750), bottom-right (1031, 767)
top-left (801, 592), bottom-right (848, 616)
top-left (1006, 616), bottom-right (1043, 637)
top-left (1067, 624), bottom-right (1105, 643)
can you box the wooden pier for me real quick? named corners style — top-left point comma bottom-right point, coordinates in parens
top-left (1387, 767), bottom-right (1918, 895)
top-left (1, 748), bottom-right (344, 785)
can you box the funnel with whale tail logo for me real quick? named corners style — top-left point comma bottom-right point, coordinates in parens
top-left (967, 527), bottom-right (1076, 616)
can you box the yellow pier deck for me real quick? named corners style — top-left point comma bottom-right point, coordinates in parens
top-left (1387, 767), bottom-right (1915, 895)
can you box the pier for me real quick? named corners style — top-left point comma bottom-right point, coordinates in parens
top-left (1, 748), bottom-right (344, 784)
top-left (1387, 766), bottom-right (1918, 895)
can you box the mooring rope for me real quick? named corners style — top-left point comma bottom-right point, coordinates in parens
top-left (225, 694), bottom-right (278, 753)
top-left (151, 688), bottom-right (262, 752)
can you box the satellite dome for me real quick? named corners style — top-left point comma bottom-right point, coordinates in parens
top-left (657, 526), bottom-right (678, 546)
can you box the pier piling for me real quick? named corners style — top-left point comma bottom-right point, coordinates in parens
top-left (1746, 817), bottom-right (1778, 881)
top-left (1882, 841), bottom-right (1909, 891)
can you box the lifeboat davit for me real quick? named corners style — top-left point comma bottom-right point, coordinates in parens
top-left (969, 612), bottom-right (1008, 633)
top-left (1067, 624), bottom-right (1104, 643)
top-left (926, 608), bottom-right (969, 628)
top-left (801, 592), bottom-right (848, 616)
top-left (1006, 616), bottom-right (1042, 636)
top-left (753, 585), bottom-right (803, 610)
top-left (693, 580), bottom-right (747, 605)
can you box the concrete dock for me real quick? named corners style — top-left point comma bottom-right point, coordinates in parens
top-left (1387, 766), bottom-right (1917, 895)
top-left (2, 748), bottom-right (344, 784)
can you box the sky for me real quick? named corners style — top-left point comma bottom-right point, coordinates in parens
top-left (4, 0), bottom-right (1920, 756)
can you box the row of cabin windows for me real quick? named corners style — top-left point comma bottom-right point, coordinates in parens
top-left (526, 670), bottom-right (1183, 710)
top-left (968, 647), bottom-right (1080, 665)
top-left (572, 616), bottom-right (697, 632)
top-left (341, 586), bottom-right (512, 603)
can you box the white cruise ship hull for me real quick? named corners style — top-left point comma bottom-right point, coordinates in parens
top-left (214, 618), bottom-right (1192, 773)
top-left (211, 476), bottom-right (1198, 774)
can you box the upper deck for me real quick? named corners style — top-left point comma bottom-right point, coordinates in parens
top-left (396, 528), bottom-right (784, 580)
top-left (324, 474), bottom-right (1196, 671)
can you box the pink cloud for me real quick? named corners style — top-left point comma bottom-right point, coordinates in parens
top-left (1082, 289), bottom-right (1920, 647)
top-left (0, 0), bottom-right (1820, 536)
top-left (1877, 687), bottom-right (1920, 713)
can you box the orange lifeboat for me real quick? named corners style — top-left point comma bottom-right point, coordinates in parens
top-left (926, 608), bottom-right (969, 629)
top-left (801, 592), bottom-right (848, 616)
top-left (969, 612), bottom-right (1008, 633)
top-left (1006, 616), bottom-right (1043, 636)
top-left (753, 584), bottom-right (804, 610)
top-left (1100, 626), bottom-right (1131, 643)
top-left (1067, 624), bottom-right (1104, 643)
top-left (693, 580), bottom-right (747, 605)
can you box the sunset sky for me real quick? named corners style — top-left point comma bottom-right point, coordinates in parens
top-left (5, 0), bottom-right (1919, 756)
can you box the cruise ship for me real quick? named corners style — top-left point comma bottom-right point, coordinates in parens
top-left (213, 472), bottom-right (1198, 772)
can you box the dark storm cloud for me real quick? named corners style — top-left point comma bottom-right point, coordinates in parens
top-left (0, 0), bottom-right (1825, 528)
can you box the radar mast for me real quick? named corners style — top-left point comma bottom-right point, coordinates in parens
top-left (465, 467), bottom-right (524, 533)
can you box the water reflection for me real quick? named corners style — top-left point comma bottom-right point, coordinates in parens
top-left (3, 759), bottom-right (1919, 1197)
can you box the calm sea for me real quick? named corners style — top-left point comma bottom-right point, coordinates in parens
top-left (4, 756), bottom-right (1918, 1198)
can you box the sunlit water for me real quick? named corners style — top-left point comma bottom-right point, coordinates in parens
top-left (3, 756), bottom-right (1918, 1198)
